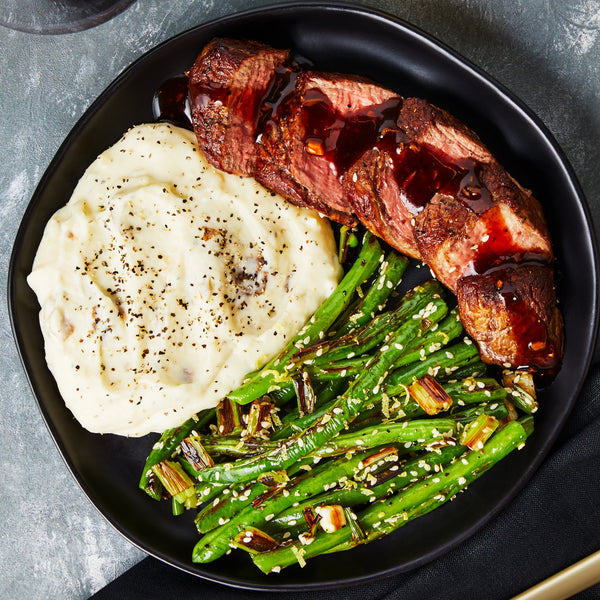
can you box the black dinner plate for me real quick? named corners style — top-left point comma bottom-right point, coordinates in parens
top-left (8, 2), bottom-right (599, 591)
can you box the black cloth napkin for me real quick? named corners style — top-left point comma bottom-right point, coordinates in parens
top-left (91, 364), bottom-right (600, 600)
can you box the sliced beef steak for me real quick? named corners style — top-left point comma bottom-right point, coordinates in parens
top-left (255, 70), bottom-right (401, 226)
top-left (343, 145), bottom-right (421, 259)
top-left (413, 161), bottom-right (553, 290)
top-left (187, 38), bottom-right (290, 176)
top-left (456, 263), bottom-right (563, 371)
top-left (400, 97), bottom-right (492, 164)
top-left (187, 39), bottom-right (563, 374)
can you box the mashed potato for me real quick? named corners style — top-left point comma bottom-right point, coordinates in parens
top-left (27, 123), bottom-right (342, 436)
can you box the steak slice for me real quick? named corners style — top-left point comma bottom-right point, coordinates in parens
top-left (400, 97), bottom-right (492, 164)
top-left (456, 263), bottom-right (563, 371)
top-left (255, 70), bottom-right (400, 226)
top-left (343, 145), bottom-right (421, 259)
top-left (414, 160), bottom-right (553, 290)
top-left (188, 38), bottom-right (290, 176)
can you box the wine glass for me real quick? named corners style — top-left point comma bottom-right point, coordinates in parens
top-left (0, 0), bottom-right (137, 34)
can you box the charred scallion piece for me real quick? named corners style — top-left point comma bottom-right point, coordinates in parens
top-left (506, 385), bottom-right (538, 415)
top-left (216, 398), bottom-right (243, 436)
top-left (408, 375), bottom-right (453, 415)
top-left (230, 527), bottom-right (279, 554)
top-left (245, 398), bottom-right (276, 438)
top-left (151, 460), bottom-right (196, 509)
top-left (459, 414), bottom-right (499, 450)
top-left (139, 408), bottom-right (215, 499)
top-left (180, 436), bottom-right (214, 471)
top-left (293, 370), bottom-right (316, 417)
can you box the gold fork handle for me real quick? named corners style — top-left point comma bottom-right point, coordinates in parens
top-left (511, 548), bottom-right (600, 600)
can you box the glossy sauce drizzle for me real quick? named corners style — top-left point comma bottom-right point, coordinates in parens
top-left (152, 75), bottom-right (192, 129)
top-left (296, 88), bottom-right (494, 217)
top-left (494, 267), bottom-right (557, 371)
top-left (299, 89), bottom-right (402, 175)
top-left (387, 143), bottom-right (492, 215)
top-left (468, 221), bottom-right (547, 277)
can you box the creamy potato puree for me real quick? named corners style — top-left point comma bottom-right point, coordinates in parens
top-left (28, 123), bottom-right (342, 437)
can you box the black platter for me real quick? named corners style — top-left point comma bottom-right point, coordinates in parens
top-left (8, 2), bottom-right (599, 591)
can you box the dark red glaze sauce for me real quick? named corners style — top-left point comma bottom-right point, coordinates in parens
top-left (187, 74), bottom-right (230, 112)
top-left (187, 73), bottom-right (270, 134)
top-left (388, 144), bottom-right (493, 215)
top-left (257, 65), bottom-right (300, 138)
top-left (468, 219), bottom-right (547, 277)
top-left (152, 75), bottom-right (192, 129)
top-left (296, 88), bottom-right (495, 217)
top-left (299, 89), bottom-right (402, 175)
top-left (496, 269), bottom-right (559, 373)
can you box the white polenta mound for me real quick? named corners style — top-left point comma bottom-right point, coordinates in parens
top-left (28, 123), bottom-right (342, 437)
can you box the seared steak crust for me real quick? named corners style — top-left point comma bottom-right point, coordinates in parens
top-left (188, 38), bottom-right (563, 373)
top-left (456, 264), bottom-right (563, 370)
top-left (343, 146), bottom-right (421, 259)
top-left (400, 97), bottom-right (492, 164)
top-left (188, 38), bottom-right (290, 176)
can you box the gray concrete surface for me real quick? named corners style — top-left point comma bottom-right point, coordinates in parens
top-left (1, 0), bottom-right (599, 598)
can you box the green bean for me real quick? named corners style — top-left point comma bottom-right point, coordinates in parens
top-left (311, 418), bottom-right (457, 458)
top-left (266, 443), bottom-right (466, 533)
top-left (331, 250), bottom-right (409, 338)
top-left (391, 307), bottom-right (463, 368)
top-left (386, 339), bottom-right (481, 391)
top-left (449, 401), bottom-right (509, 424)
top-left (303, 279), bottom-right (445, 367)
top-left (447, 357), bottom-right (488, 380)
top-left (442, 377), bottom-right (507, 406)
